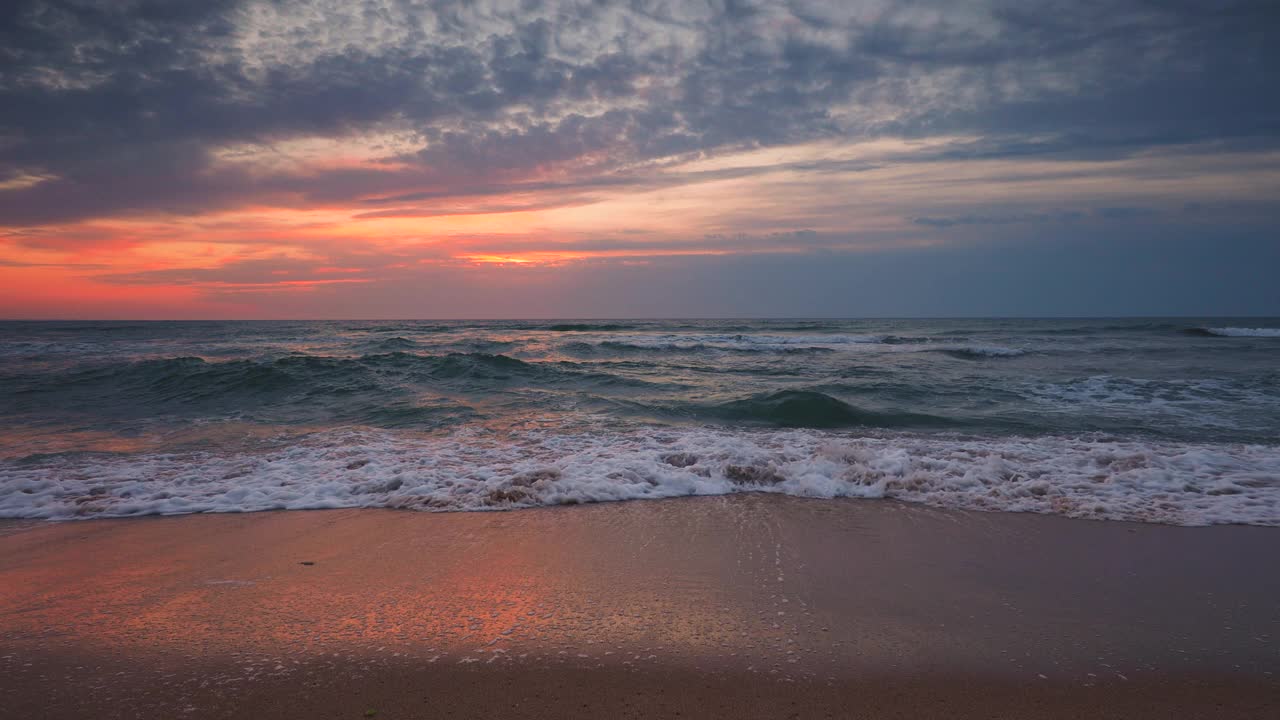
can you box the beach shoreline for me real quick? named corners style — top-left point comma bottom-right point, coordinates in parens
top-left (2, 495), bottom-right (1276, 718)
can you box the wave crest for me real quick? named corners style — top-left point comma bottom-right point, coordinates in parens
top-left (0, 353), bottom-right (625, 425)
top-left (1195, 327), bottom-right (1280, 338)
top-left (934, 346), bottom-right (1027, 359)
top-left (544, 323), bottom-right (635, 332)
top-left (706, 390), bottom-right (947, 428)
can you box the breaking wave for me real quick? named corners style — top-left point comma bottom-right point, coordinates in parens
top-left (0, 353), bottom-right (656, 424)
top-left (3, 317), bottom-right (1278, 527)
top-left (933, 346), bottom-right (1028, 359)
top-left (688, 391), bottom-right (951, 429)
top-left (1193, 327), bottom-right (1280, 338)
top-left (2, 428), bottom-right (1276, 526)
top-left (363, 336), bottom-right (420, 351)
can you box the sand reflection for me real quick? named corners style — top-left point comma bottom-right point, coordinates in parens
top-left (0, 502), bottom-right (778, 668)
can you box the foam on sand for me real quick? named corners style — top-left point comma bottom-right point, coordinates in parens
top-left (2, 427), bottom-right (1276, 526)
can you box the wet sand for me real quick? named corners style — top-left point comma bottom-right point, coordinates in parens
top-left (1, 494), bottom-right (1276, 718)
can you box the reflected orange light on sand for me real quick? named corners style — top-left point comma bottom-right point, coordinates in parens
top-left (0, 505), bottom-right (772, 664)
top-left (0, 511), bottom-right (558, 658)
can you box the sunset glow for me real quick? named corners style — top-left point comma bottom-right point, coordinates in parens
top-left (2, 5), bottom-right (1280, 718)
top-left (2, 2), bottom-right (1277, 318)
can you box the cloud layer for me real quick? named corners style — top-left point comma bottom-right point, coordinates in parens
top-left (1, 0), bottom-right (1278, 317)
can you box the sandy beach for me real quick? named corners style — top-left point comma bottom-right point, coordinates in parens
top-left (1, 495), bottom-right (1276, 719)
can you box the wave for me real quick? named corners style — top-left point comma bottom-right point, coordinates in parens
top-left (537, 334), bottom-right (1020, 363)
top-left (558, 333), bottom-right (889, 357)
top-left (1192, 327), bottom-right (1280, 338)
top-left (559, 340), bottom-right (837, 357)
top-left (724, 333), bottom-right (888, 346)
top-left (696, 390), bottom-right (950, 429)
top-left (436, 338), bottom-right (520, 354)
top-left (544, 323), bottom-right (635, 332)
top-left (933, 345), bottom-right (1028, 359)
top-left (560, 336), bottom-right (1031, 360)
top-left (48, 352), bottom-right (544, 386)
top-left (3, 427), bottom-right (1276, 526)
top-left (1032, 322), bottom-right (1189, 335)
top-left (0, 353), bottom-right (653, 423)
top-left (361, 324), bottom-right (456, 334)
top-left (363, 336), bottom-right (420, 351)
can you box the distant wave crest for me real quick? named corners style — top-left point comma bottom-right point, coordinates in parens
top-left (1195, 327), bottom-right (1280, 338)
top-left (544, 323), bottom-right (636, 332)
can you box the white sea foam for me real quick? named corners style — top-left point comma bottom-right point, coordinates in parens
top-left (2, 428), bottom-right (1276, 526)
top-left (1028, 375), bottom-right (1279, 423)
top-left (1203, 327), bottom-right (1280, 337)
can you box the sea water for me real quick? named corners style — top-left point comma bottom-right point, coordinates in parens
top-left (1, 318), bottom-right (1277, 525)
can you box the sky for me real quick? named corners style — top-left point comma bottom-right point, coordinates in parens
top-left (1, 0), bottom-right (1278, 319)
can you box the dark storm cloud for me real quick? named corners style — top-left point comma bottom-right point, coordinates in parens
top-left (0, 0), bottom-right (1277, 226)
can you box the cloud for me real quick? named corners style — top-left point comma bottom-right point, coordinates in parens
top-left (0, 0), bottom-right (1275, 228)
top-left (68, 231), bottom-right (1280, 318)
top-left (2, 1), bottom-right (1278, 319)
top-left (912, 211), bottom-right (1086, 228)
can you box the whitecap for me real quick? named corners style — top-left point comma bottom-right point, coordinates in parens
top-left (2, 427), bottom-right (1276, 527)
top-left (1203, 327), bottom-right (1280, 338)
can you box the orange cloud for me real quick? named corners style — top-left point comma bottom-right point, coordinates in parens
top-left (0, 266), bottom-right (242, 319)
top-left (3, 138), bottom-right (1279, 318)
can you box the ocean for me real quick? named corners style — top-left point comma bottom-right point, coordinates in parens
top-left (1, 318), bottom-right (1277, 525)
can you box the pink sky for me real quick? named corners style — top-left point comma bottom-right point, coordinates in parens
top-left (3, 1), bottom-right (1278, 318)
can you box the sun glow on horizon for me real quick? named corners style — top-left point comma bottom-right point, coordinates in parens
top-left (2, 1), bottom-right (1277, 318)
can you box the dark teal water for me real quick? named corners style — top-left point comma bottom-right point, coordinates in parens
top-left (1, 319), bottom-right (1277, 524)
